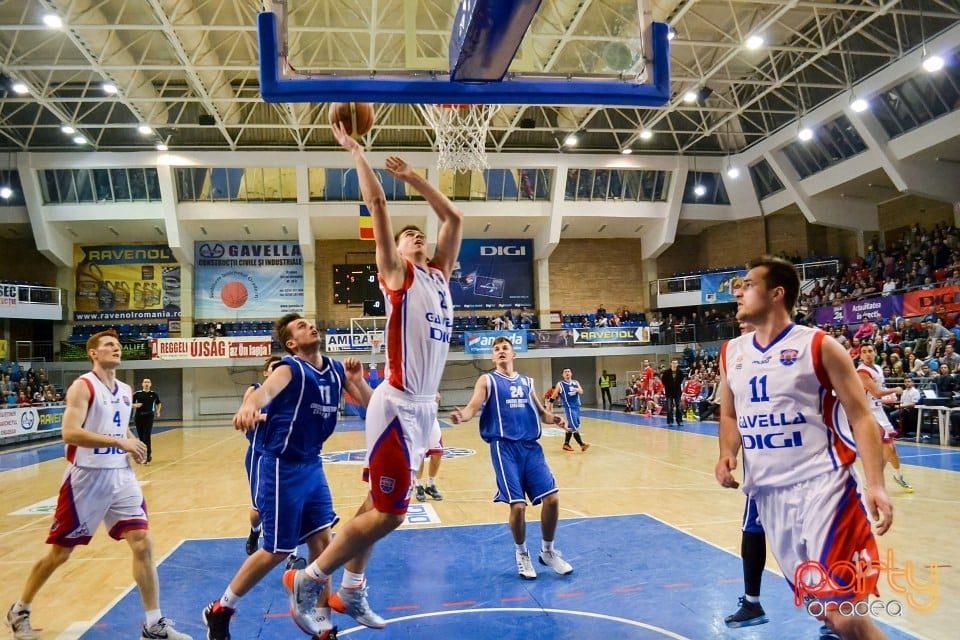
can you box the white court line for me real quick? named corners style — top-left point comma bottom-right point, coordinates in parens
top-left (337, 607), bottom-right (691, 639)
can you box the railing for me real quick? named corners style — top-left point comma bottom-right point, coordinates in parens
top-left (5, 283), bottom-right (61, 305)
top-left (654, 259), bottom-right (841, 297)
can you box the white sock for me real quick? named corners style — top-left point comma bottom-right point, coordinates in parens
top-left (12, 602), bottom-right (28, 614)
top-left (541, 540), bottom-right (555, 553)
top-left (515, 543), bottom-right (528, 554)
top-left (251, 524), bottom-right (262, 533)
top-left (744, 594), bottom-right (760, 604)
top-left (305, 564), bottom-right (330, 582)
top-left (220, 587), bottom-right (240, 609)
top-left (341, 570), bottom-right (364, 590)
top-left (427, 477), bottom-right (436, 487)
top-left (145, 609), bottom-right (162, 628)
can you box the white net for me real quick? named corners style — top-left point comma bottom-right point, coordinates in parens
top-left (418, 103), bottom-right (500, 172)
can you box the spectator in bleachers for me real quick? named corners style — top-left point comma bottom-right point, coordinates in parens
top-left (942, 342), bottom-right (960, 371)
top-left (16, 391), bottom-right (31, 407)
top-left (5, 389), bottom-right (16, 407)
top-left (934, 364), bottom-right (956, 396)
top-left (0, 374), bottom-right (11, 396)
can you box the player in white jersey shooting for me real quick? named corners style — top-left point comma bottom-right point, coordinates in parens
top-left (856, 343), bottom-right (912, 492)
top-left (5, 330), bottom-right (191, 640)
top-left (285, 120), bottom-right (463, 634)
top-left (715, 256), bottom-right (892, 640)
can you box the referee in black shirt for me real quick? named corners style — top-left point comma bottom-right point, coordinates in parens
top-left (132, 378), bottom-right (161, 463)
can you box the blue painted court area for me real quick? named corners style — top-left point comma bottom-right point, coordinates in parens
top-left (584, 408), bottom-right (960, 472)
top-left (78, 514), bottom-right (916, 640)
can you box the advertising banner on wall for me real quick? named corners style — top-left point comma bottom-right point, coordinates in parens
top-left (151, 337), bottom-right (272, 360)
top-left (902, 285), bottom-right (960, 317)
top-left (324, 332), bottom-right (385, 352)
top-left (463, 331), bottom-right (528, 354)
top-left (74, 245), bottom-right (180, 321)
top-left (813, 295), bottom-right (904, 326)
top-left (194, 241), bottom-right (304, 319)
top-left (0, 405), bottom-right (66, 440)
top-left (450, 239), bottom-right (534, 310)
top-left (701, 271), bottom-right (747, 304)
top-left (60, 340), bottom-right (151, 362)
top-left (573, 327), bottom-right (650, 344)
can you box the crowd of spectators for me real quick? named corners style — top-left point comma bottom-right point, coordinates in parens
top-left (0, 364), bottom-right (63, 407)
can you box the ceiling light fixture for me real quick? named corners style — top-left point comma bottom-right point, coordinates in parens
top-left (850, 97), bottom-right (869, 113)
top-left (101, 82), bottom-right (117, 94)
top-left (156, 143), bottom-right (168, 151)
top-left (60, 124), bottom-right (75, 134)
top-left (0, 187), bottom-right (11, 200)
top-left (620, 148), bottom-right (633, 155)
top-left (726, 165), bottom-right (740, 180)
top-left (692, 155), bottom-right (705, 198)
top-left (683, 90), bottom-right (698, 104)
top-left (639, 129), bottom-right (653, 140)
top-left (918, 3), bottom-right (945, 73)
top-left (667, 29), bottom-right (676, 41)
top-left (564, 133), bottom-right (578, 146)
top-left (42, 14), bottom-right (62, 29)
top-left (745, 35), bottom-right (764, 50)
top-left (798, 126), bottom-right (814, 142)
top-left (11, 82), bottom-right (28, 95)
top-left (73, 135), bottom-right (88, 144)
top-left (137, 124), bottom-right (152, 135)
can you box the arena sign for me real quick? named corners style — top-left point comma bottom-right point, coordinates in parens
top-left (150, 337), bottom-right (271, 360)
top-left (573, 326), bottom-right (650, 344)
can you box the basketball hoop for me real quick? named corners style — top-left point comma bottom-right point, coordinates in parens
top-left (418, 103), bottom-right (500, 172)
top-left (370, 335), bottom-right (383, 355)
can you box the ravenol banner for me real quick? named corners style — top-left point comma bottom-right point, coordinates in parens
top-left (464, 330), bottom-right (528, 354)
top-left (702, 271), bottom-right (747, 304)
top-left (74, 245), bottom-right (180, 321)
top-left (573, 327), bottom-right (650, 344)
top-left (450, 239), bottom-right (534, 310)
top-left (194, 241), bottom-right (304, 319)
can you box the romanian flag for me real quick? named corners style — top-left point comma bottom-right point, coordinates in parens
top-left (359, 205), bottom-right (374, 240)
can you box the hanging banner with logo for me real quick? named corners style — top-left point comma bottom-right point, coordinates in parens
top-left (194, 241), bottom-right (304, 319)
top-left (60, 340), bottom-right (151, 362)
top-left (74, 245), bottom-right (180, 321)
top-left (902, 285), bottom-right (960, 317)
top-left (702, 271), bottom-right (747, 304)
top-left (0, 405), bottom-right (66, 441)
top-left (450, 239), bottom-right (533, 310)
top-left (464, 331), bottom-right (528, 354)
top-left (813, 295), bottom-right (903, 326)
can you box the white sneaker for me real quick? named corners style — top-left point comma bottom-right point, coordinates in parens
top-left (330, 582), bottom-right (386, 629)
top-left (141, 616), bottom-right (192, 640)
top-left (516, 550), bottom-right (537, 579)
top-left (5, 606), bottom-right (40, 640)
top-left (282, 569), bottom-right (331, 636)
top-left (539, 549), bottom-right (574, 575)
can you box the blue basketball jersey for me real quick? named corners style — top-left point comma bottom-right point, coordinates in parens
top-left (479, 371), bottom-right (541, 442)
top-left (255, 355), bottom-right (344, 461)
top-left (557, 380), bottom-right (582, 410)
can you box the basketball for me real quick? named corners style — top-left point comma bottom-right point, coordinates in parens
top-left (220, 281), bottom-right (248, 309)
top-left (328, 102), bottom-right (375, 138)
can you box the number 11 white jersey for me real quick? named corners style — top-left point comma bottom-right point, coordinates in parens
top-left (721, 324), bottom-right (857, 494)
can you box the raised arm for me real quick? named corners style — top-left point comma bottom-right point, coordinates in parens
top-left (331, 122), bottom-right (406, 288)
top-left (450, 375), bottom-right (490, 423)
top-left (385, 156), bottom-right (463, 280)
top-left (342, 357), bottom-right (374, 409)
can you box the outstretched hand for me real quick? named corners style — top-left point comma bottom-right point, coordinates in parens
top-left (331, 121), bottom-right (362, 152)
top-left (385, 156), bottom-right (416, 181)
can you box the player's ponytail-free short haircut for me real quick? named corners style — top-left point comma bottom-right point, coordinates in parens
top-left (746, 255), bottom-right (800, 312)
top-left (264, 355), bottom-right (283, 372)
top-left (86, 329), bottom-right (119, 362)
top-left (492, 336), bottom-right (513, 348)
top-left (394, 225), bottom-right (424, 244)
top-left (275, 313), bottom-right (303, 355)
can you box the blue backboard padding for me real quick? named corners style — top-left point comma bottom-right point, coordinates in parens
top-left (449, 0), bottom-right (543, 83)
top-left (258, 13), bottom-right (671, 107)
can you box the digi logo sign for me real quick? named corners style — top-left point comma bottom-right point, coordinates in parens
top-left (480, 245), bottom-right (527, 256)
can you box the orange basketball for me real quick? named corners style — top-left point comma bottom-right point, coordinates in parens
top-left (328, 102), bottom-right (375, 138)
top-left (220, 281), bottom-right (248, 309)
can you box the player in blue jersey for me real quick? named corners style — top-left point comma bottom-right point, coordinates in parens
top-left (244, 355), bottom-right (281, 556)
top-left (554, 368), bottom-right (590, 452)
top-left (202, 314), bottom-right (373, 640)
top-left (452, 337), bottom-right (575, 580)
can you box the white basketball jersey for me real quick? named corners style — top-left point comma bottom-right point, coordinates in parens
top-left (67, 372), bottom-right (134, 469)
top-left (722, 324), bottom-right (856, 493)
top-left (857, 362), bottom-right (885, 409)
top-left (381, 260), bottom-right (453, 396)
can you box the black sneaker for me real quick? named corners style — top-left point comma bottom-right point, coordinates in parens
top-left (415, 485), bottom-right (426, 502)
top-left (245, 528), bottom-right (260, 555)
top-left (286, 554), bottom-right (308, 570)
top-left (203, 601), bottom-right (235, 640)
top-left (424, 485), bottom-right (443, 500)
top-left (724, 597), bottom-right (768, 628)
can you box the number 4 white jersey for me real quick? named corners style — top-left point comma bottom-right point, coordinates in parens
top-left (66, 372), bottom-right (134, 469)
top-left (721, 324), bottom-right (857, 494)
